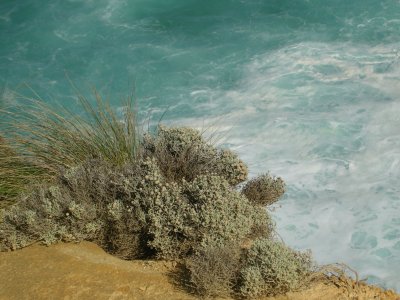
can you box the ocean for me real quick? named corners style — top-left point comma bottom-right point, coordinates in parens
top-left (1, 0), bottom-right (399, 291)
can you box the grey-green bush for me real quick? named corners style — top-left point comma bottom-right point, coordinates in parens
top-left (242, 174), bottom-right (285, 207)
top-left (184, 241), bottom-right (242, 298)
top-left (215, 149), bottom-right (248, 186)
top-left (238, 238), bottom-right (313, 298)
top-left (0, 158), bottom-right (159, 258)
top-left (0, 122), bottom-right (317, 299)
top-left (143, 126), bottom-right (248, 186)
top-left (59, 159), bottom-right (150, 259)
top-left (0, 156), bottom-right (259, 259)
top-left (0, 184), bottom-right (101, 251)
top-left (143, 126), bottom-right (217, 182)
top-left (148, 174), bottom-right (272, 259)
top-left (0, 156), bottom-right (265, 260)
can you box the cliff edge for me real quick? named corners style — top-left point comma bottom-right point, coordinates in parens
top-left (0, 242), bottom-right (398, 300)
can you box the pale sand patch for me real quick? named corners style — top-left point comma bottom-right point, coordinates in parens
top-left (0, 241), bottom-right (398, 300)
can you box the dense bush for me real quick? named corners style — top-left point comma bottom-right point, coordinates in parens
top-left (148, 174), bottom-right (272, 259)
top-left (184, 241), bottom-right (242, 298)
top-left (0, 158), bottom-right (271, 260)
top-left (0, 119), bottom-right (315, 298)
top-left (242, 173), bottom-right (285, 207)
top-left (54, 158), bottom-right (151, 259)
top-left (0, 184), bottom-right (99, 251)
top-left (183, 238), bottom-right (314, 299)
top-left (143, 126), bottom-right (248, 185)
top-left (215, 149), bottom-right (248, 186)
top-left (0, 158), bottom-right (157, 257)
top-left (238, 238), bottom-right (313, 298)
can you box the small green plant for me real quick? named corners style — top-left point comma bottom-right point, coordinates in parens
top-left (242, 174), bottom-right (285, 206)
top-left (238, 238), bottom-right (313, 298)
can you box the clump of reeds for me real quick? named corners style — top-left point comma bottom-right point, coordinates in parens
top-left (0, 91), bottom-right (140, 204)
top-left (0, 135), bottom-right (45, 208)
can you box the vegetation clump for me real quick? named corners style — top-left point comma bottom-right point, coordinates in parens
top-left (238, 238), bottom-right (313, 298)
top-left (148, 174), bottom-right (272, 259)
top-left (143, 126), bottom-right (248, 185)
top-left (242, 173), bottom-right (285, 206)
top-left (0, 93), bottom-right (139, 204)
top-left (0, 95), bottom-right (315, 299)
top-left (184, 241), bottom-right (242, 298)
top-left (0, 137), bottom-right (44, 207)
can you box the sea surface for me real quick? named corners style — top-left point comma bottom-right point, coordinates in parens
top-left (1, 0), bottom-right (399, 291)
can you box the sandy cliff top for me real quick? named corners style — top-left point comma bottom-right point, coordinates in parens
top-left (0, 241), bottom-right (398, 300)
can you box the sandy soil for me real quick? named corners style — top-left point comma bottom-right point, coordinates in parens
top-left (0, 241), bottom-right (398, 300)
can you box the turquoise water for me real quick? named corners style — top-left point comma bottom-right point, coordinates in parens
top-left (1, 0), bottom-right (400, 291)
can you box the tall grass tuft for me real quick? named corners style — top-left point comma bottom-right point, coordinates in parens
top-left (0, 91), bottom-right (140, 204)
top-left (0, 135), bottom-right (45, 208)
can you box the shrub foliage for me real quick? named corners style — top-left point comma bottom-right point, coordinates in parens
top-left (148, 174), bottom-right (272, 259)
top-left (0, 95), bottom-right (314, 299)
top-left (242, 173), bottom-right (285, 207)
top-left (238, 238), bottom-right (313, 297)
top-left (143, 126), bottom-right (248, 185)
top-left (184, 241), bottom-right (242, 298)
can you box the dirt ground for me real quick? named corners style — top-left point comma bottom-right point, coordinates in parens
top-left (0, 241), bottom-right (398, 300)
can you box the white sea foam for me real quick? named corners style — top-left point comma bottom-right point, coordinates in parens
top-left (173, 41), bottom-right (400, 290)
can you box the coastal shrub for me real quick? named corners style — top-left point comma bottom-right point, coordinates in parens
top-left (143, 126), bottom-right (248, 185)
top-left (242, 174), bottom-right (285, 207)
top-left (143, 126), bottom-right (217, 182)
top-left (0, 158), bottom-right (157, 258)
top-left (0, 157), bottom-right (236, 259)
top-left (60, 159), bottom-right (152, 259)
top-left (238, 238), bottom-right (313, 298)
top-left (54, 157), bottom-right (178, 259)
top-left (0, 184), bottom-right (101, 251)
top-left (215, 149), bottom-right (248, 186)
top-left (148, 174), bottom-right (273, 259)
top-left (1, 125), bottom-right (260, 259)
top-left (0, 93), bottom-right (140, 183)
top-left (0, 92), bottom-right (316, 299)
top-left (184, 241), bottom-right (242, 298)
